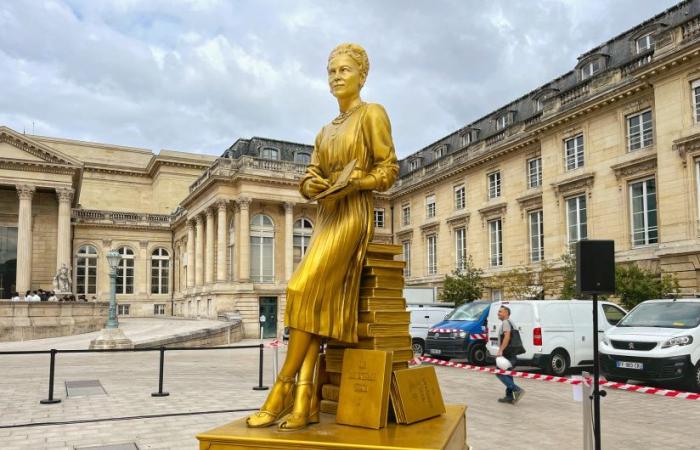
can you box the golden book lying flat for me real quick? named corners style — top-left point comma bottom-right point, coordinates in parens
top-left (390, 366), bottom-right (446, 425)
top-left (336, 349), bottom-right (393, 429)
top-left (358, 310), bottom-right (410, 324)
top-left (359, 297), bottom-right (407, 311)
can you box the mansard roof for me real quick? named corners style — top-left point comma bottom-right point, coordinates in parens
top-left (398, 0), bottom-right (700, 177)
top-left (222, 136), bottom-right (313, 162)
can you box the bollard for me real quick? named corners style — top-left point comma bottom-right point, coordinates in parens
top-left (40, 349), bottom-right (61, 404)
top-left (252, 343), bottom-right (269, 391)
top-left (151, 346), bottom-right (170, 397)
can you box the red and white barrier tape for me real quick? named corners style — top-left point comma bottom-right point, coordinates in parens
top-left (416, 356), bottom-right (700, 400)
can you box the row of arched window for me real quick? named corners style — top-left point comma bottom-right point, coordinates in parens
top-left (239, 215), bottom-right (313, 283)
top-left (75, 245), bottom-right (170, 296)
top-left (74, 216), bottom-right (315, 294)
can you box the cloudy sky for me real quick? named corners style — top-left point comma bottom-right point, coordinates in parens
top-left (0, 0), bottom-right (681, 158)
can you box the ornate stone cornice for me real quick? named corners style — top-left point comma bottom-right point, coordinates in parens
top-left (673, 132), bottom-right (700, 167)
top-left (551, 172), bottom-right (595, 197)
top-left (445, 211), bottom-right (471, 228)
top-left (420, 220), bottom-right (440, 235)
top-left (478, 202), bottom-right (507, 219)
top-left (611, 152), bottom-right (657, 179)
top-left (16, 184), bottom-right (35, 200)
top-left (56, 187), bottom-right (75, 203)
top-left (395, 228), bottom-right (414, 240)
top-left (516, 190), bottom-right (543, 211)
top-left (0, 128), bottom-right (81, 166)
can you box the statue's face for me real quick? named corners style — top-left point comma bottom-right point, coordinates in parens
top-left (327, 54), bottom-right (364, 100)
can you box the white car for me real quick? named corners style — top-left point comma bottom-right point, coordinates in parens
top-left (487, 300), bottom-right (627, 375)
top-left (600, 299), bottom-right (700, 392)
top-left (408, 305), bottom-right (452, 355)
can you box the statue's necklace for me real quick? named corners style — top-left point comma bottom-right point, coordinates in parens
top-left (332, 102), bottom-right (366, 125)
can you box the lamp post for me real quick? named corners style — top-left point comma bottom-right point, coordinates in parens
top-left (89, 249), bottom-right (133, 349)
top-left (106, 249), bottom-right (121, 329)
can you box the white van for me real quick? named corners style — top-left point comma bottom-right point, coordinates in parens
top-left (600, 299), bottom-right (700, 391)
top-left (408, 305), bottom-right (453, 355)
top-left (486, 300), bottom-right (627, 375)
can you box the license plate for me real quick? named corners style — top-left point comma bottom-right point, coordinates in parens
top-left (429, 348), bottom-right (442, 355)
top-left (616, 361), bottom-right (643, 370)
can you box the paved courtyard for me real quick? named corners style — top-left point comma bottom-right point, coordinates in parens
top-left (0, 326), bottom-right (698, 450)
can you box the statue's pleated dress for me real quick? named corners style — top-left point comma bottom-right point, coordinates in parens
top-left (285, 103), bottom-right (398, 343)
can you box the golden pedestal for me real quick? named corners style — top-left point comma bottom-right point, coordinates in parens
top-left (196, 404), bottom-right (468, 450)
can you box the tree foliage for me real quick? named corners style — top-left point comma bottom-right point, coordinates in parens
top-left (439, 256), bottom-right (484, 306)
top-left (560, 252), bottom-right (578, 300)
top-left (615, 264), bottom-right (680, 309)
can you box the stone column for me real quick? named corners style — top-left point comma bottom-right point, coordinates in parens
top-left (237, 197), bottom-right (251, 282)
top-left (16, 184), bottom-right (35, 294)
top-left (205, 207), bottom-right (215, 284)
top-left (186, 220), bottom-right (195, 289)
top-left (284, 202), bottom-right (295, 281)
top-left (195, 214), bottom-right (205, 287)
top-left (216, 201), bottom-right (228, 282)
top-left (55, 187), bottom-right (74, 272)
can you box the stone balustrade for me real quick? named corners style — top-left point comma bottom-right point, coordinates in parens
top-left (0, 301), bottom-right (109, 341)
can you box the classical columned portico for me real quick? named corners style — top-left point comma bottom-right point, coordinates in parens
top-left (15, 184), bottom-right (35, 294)
top-left (284, 202), bottom-right (294, 281)
top-left (55, 187), bottom-right (74, 271)
top-left (237, 197), bottom-right (250, 282)
top-left (186, 220), bottom-right (195, 288)
top-left (216, 201), bottom-right (228, 282)
top-left (205, 207), bottom-right (215, 284)
top-left (195, 214), bottom-right (205, 287)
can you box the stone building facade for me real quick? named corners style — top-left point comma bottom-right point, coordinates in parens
top-left (2, 1), bottom-right (700, 337)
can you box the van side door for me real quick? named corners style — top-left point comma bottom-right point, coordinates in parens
top-left (570, 303), bottom-right (594, 366)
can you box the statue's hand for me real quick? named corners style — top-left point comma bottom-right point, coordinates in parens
top-left (322, 179), bottom-right (360, 202)
top-left (305, 178), bottom-right (331, 198)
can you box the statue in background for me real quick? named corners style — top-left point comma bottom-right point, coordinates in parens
top-left (246, 43), bottom-right (398, 431)
top-left (53, 264), bottom-right (72, 293)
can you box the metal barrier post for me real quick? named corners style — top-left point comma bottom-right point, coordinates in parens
top-left (40, 349), bottom-right (61, 404)
top-left (252, 343), bottom-right (269, 391)
top-left (151, 346), bottom-right (170, 397)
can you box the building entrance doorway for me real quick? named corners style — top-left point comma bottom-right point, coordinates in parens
top-left (259, 296), bottom-right (278, 338)
top-left (0, 227), bottom-right (18, 299)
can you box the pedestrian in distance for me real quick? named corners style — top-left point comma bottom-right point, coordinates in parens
top-left (495, 305), bottom-right (526, 405)
top-left (11, 292), bottom-right (20, 302)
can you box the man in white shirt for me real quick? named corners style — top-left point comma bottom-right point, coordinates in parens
top-left (31, 291), bottom-right (41, 302)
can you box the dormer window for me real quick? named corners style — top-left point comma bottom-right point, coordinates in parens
top-left (532, 88), bottom-right (559, 113)
top-left (577, 53), bottom-right (608, 81)
top-left (409, 159), bottom-right (420, 171)
top-left (460, 128), bottom-right (478, 147)
top-left (495, 115), bottom-right (508, 131)
top-left (636, 33), bottom-right (654, 54)
top-left (294, 152), bottom-right (311, 165)
top-left (580, 60), bottom-right (602, 80)
top-left (434, 145), bottom-right (447, 159)
top-left (535, 99), bottom-right (544, 112)
top-left (461, 132), bottom-right (472, 147)
top-left (261, 147), bottom-right (279, 160)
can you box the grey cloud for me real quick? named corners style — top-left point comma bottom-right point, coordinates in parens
top-left (0, 0), bottom-right (680, 157)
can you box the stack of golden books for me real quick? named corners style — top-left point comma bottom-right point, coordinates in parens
top-left (320, 243), bottom-right (411, 416)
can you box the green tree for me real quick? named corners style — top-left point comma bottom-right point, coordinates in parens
top-left (560, 252), bottom-right (577, 299)
top-left (439, 256), bottom-right (484, 306)
top-left (493, 267), bottom-right (537, 299)
top-left (615, 264), bottom-right (680, 309)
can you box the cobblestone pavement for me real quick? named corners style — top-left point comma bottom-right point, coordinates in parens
top-left (0, 333), bottom-right (698, 449)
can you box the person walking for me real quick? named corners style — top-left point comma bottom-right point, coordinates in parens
top-left (495, 305), bottom-right (526, 405)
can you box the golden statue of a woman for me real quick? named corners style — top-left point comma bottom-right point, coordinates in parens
top-left (246, 43), bottom-right (398, 431)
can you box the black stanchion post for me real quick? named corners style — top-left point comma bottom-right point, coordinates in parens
top-left (152, 346), bottom-right (170, 397)
top-left (40, 349), bottom-right (61, 404)
top-left (252, 343), bottom-right (269, 391)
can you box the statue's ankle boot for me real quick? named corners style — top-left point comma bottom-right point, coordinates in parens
top-left (246, 375), bottom-right (295, 428)
top-left (278, 381), bottom-right (317, 431)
